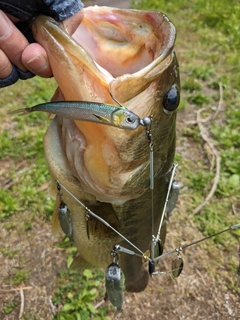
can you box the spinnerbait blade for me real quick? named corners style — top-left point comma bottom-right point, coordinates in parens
top-left (58, 201), bottom-right (73, 239)
top-left (171, 255), bottom-right (184, 278)
top-left (105, 262), bottom-right (125, 318)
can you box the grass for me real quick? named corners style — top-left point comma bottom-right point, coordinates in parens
top-left (0, 0), bottom-right (239, 318)
top-left (52, 269), bottom-right (110, 320)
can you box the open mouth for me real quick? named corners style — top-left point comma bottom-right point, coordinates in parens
top-left (33, 7), bottom-right (177, 203)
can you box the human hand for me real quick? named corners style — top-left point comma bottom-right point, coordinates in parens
top-left (0, 2), bottom-right (83, 88)
top-left (0, 10), bottom-right (52, 84)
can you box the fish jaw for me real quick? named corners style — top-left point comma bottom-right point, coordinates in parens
top-left (32, 10), bottom-right (178, 204)
top-left (33, 7), bottom-right (180, 292)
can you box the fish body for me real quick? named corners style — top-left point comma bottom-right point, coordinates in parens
top-left (32, 6), bottom-right (180, 292)
top-left (105, 263), bottom-right (125, 317)
top-left (9, 101), bottom-right (141, 130)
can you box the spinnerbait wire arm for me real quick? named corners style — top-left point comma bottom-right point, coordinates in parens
top-left (155, 163), bottom-right (178, 242)
top-left (112, 244), bottom-right (149, 261)
top-left (154, 222), bottom-right (240, 263)
top-left (150, 163), bottom-right (178, 264)
top-left (55, 180), bottom-right (145, 257)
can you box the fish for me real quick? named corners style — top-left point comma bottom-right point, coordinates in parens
top-left (31, 6), bottom-right (180, 292)
top-left (105, 262), bottom-right (125, 317)
top-left (8, 101), bottom-right (141, 130)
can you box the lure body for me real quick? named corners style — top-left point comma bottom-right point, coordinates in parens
top-left (10, 101), bottom-right (141, 130)
top-left (105, 263), bottom-right (125, 317)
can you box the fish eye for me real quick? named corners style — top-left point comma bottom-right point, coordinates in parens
top-left (163, 84), bottom-right (180, 114)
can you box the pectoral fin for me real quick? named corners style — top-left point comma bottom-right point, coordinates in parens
top-left (70, 255), bottom-right (95, 270)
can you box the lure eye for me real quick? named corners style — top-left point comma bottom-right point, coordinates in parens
top-left (163, 84), bottom-right (180, 114)
top-left (126, 115), bottom-right (135, 124)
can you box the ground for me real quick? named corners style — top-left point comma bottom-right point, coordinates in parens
top-left (0, 0), bottom-right (239, 319)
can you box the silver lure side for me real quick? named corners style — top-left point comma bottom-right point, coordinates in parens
top-left (9, 101), bottom-right (141, 130)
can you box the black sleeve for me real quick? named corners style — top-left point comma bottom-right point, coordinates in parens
top-left (0, 0), bottom-right (84, 21)
top-left (42, 0), bottom-right (84, 21)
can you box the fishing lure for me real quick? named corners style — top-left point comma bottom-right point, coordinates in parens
top-left (9, 101), bottom-right (141, 130)
top-left (171, 249), bottom-right (184, 278)
top-left (58, 201), bottom-right (73, 240)
top-left (166, 181), bottom-right (180, 218)
top-left (56, 179), bottom-right (240, 314)
top-left (105, 263), bottom-right (125, 318)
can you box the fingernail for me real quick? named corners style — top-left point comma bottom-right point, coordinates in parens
top-left (26, 53), bottom-right (49, 73)
top-left (0, 11), bottom-right (11, 39)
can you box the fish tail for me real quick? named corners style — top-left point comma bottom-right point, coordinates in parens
top-left (8, 107), bottom-right (34, 116)
top-left (114, 307), bottom-right (125, 318)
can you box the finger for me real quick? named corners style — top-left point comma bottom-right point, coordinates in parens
top-left (22, 43), bottom-right (52, 78)
top-left (0, 49), bottom-right (12, 79)
top-left (0, 10), bottom-right (28, 71)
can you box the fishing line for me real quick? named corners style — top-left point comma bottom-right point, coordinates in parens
top-left (55, 180), bottom-right (146, 257)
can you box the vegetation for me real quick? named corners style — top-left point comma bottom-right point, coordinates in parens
top-left (0, 0), bottom-right (239, 318)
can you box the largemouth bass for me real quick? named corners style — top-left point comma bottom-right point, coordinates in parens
top-left (32, 6), bottom-right (180, 292)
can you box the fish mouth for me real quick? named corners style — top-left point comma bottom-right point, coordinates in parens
top-left (32, 7), bottom-right (176, 205)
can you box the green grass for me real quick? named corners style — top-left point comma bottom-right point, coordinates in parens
top-left (52, 269), bottom-right (110, 320)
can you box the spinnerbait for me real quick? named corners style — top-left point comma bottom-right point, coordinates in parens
top-left (55, 179), bottom-right (240, 312)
